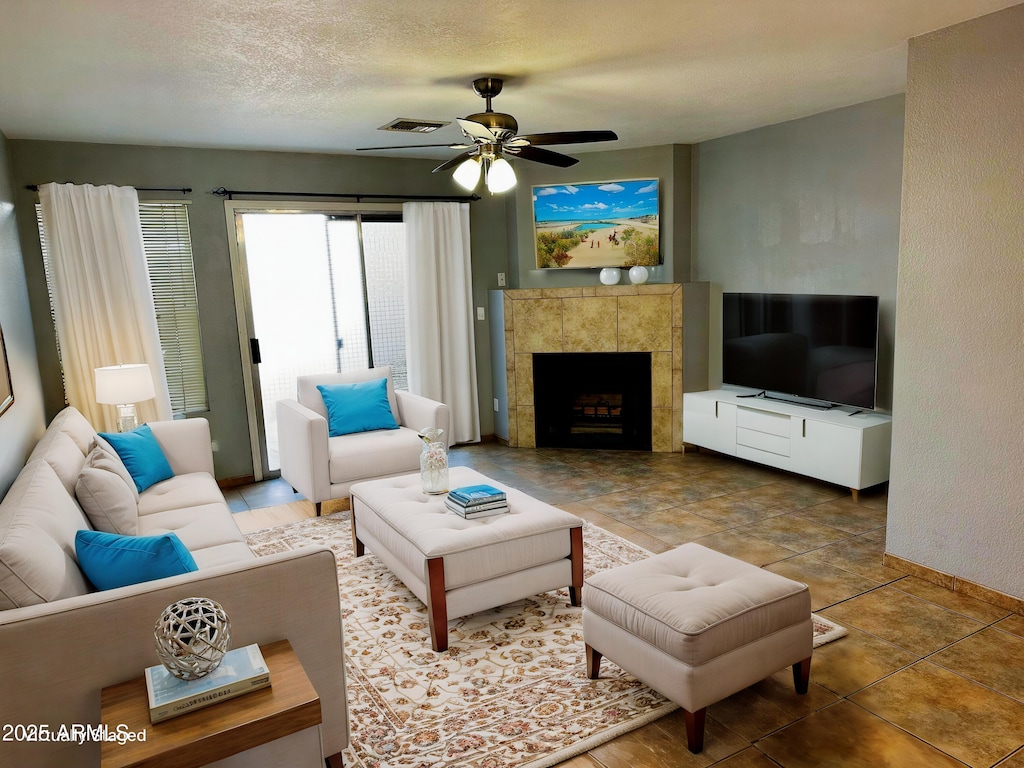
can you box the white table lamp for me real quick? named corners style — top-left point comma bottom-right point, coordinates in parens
top-left (95, 363), bottom-right (156, 432)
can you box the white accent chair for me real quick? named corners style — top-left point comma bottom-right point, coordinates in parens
top-left (277, 366), bottom-right (450, 515)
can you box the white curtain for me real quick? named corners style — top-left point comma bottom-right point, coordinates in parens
top-left (39, 183), bottom-right (172, 430)
top-left (403, 201), bottom-right (481, 444)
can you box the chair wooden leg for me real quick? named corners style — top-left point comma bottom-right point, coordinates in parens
top-left (684, 707), bottom-right (706, 753)
top-left (325, 752), bottom-right (344, 767)
top-left (568, 526), bottom-right (584, 606)
top-left (315, 501), bottom-right (322, 517)
top-left (585, 643), bottom-right (602, 679)
top-left (426, 556), bottom-right (449, 652)
top-left (793, 656), bottom-right (811, 694)
top-left (351, 514), bottom-right (365, 557)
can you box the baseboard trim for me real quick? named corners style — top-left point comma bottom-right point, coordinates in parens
top-left (883, 552), bottom-right (1024, 615)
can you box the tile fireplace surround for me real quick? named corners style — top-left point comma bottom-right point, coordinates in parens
top-left (503, 284), bottom-right (686, 452)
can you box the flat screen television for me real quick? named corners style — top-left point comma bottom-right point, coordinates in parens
top-left (722, 292), bottom-right (879, 409)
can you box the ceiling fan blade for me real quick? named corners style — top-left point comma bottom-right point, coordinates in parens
top-left (514, 130), bottom-right (618, 146)
top-left (357, 143), bottom-right (470, 151)
top-left (512, 145), bottom-right (579, 168)
top-left (431, 150), bottom-right (476, 174)
top-left (456, 118), bottom-right (497, 142)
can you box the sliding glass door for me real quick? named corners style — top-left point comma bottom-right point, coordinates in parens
top-left (227, 203), bottom-right (406, 479)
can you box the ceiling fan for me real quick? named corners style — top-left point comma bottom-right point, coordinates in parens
top-left (356, 77), bottom-right (618, 193)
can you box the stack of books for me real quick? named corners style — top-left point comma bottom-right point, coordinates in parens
top-left (445, 484), bottom-right (509, 519)
top-left (145, 643), bottom-right (271, 723)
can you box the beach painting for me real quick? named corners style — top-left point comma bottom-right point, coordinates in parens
top-left (533, 178), bottom-right (660, 269)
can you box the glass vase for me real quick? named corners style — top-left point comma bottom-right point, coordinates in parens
top-left (418, 428), bottom-right (449, 495)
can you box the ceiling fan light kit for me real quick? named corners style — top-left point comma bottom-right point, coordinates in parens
top-left (357, 77), bottom-right (618, 194)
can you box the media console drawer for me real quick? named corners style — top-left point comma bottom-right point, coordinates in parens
top-left (737, 407), bottom-right (790, 437)
top-left (736, 426), bottom-right (790, 456)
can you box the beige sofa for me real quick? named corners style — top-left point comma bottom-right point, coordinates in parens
top-left (0, 407), bottom-right (347, 767)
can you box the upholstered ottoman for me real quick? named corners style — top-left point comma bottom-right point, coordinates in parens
top-left (583, 543), bottom-right (812, 753)
top-left (350, 467), bottom-right (584, 652)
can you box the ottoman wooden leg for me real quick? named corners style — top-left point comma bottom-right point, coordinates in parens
top-left (568, 527), bottom-right (584, 606)
top-left (351, 514), bottom-right (364, 557)
top-left (585, 643), bottom-right (602, 679)
top-left (684, 707), bottom-right (707, 753)
top-left (426, 556), bottom-right (449, 653)
top-left (793, 656), bottom-right (811, 694)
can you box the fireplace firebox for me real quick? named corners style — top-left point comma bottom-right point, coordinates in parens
top-left (533, 352), bottom-right (652, 450)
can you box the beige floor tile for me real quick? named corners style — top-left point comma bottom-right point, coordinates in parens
top-left (598, 521), bottom-right (675, 554)
top-left (555, 754), bottom-right (606, 768)
top-left (794, 497), bottom-right (888, 534)
top-left (736, 514), bottom-right (851, 553)
top-left (582, 490), bottom-right (677, 519)
top-left (707, 668), bottom-right (837, 742)
top-left (757, 700), bottom-right (966, 768)
top-left (625, 508), bottom-right (729, 545)
top-left (930, 627), bottom-right (1024, 703)
top-left (892, 576), bottom-right (1012, 623)
top-left (996, 614), bottom-right (1024, 638)
top-left (995, 747), bottom-right (1024, 767)
top-left (587, 710), bottom-right (744, 768)
top-left (765, 554), bottom-right (883, 611)
top-left (852, 662), bottom-right (1024, 768)
top-left (678, 494), bottom-right (778, 528)
top-left (810, 625), bottom-right (918, 697)
top-left (691, 529), bottom-right (800, 567)
top-left (638, 479), bottom-right (725, 507)
top-left (724, 481), bottom-right (845, 512)
top-left (708, 748), bottom-right (782, 768)
top-left (805, 533), bottom-right (905, 583)
top-left (820, 586), bottom-right (985, 656)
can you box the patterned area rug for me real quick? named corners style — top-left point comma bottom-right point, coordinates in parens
top-left (245, 513), bottom-right (845, 768)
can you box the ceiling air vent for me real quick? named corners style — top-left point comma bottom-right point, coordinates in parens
top-left (379, 118), bottom-right (450, 133)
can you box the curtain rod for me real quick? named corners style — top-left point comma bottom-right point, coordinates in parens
top-left (209, 187), bottom-right (480, 202)
top-left (26, 184), bottom-right (192, 194)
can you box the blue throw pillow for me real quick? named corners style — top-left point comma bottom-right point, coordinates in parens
top-left (317, 378), bottom-right (399, 437)
top-left (75, 530), bottom-right (198, 591)
top-left (98, 424), bottom-right (174, 493)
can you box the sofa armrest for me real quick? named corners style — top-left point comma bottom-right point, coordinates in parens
top-left (395, 391), bottom-right (452, 445)
top-left (148, 417), bottom-right (215, 476)
top-left (277, 399), bottom-right (330, 503)
top-left (0, 547), bottom-right (347, 767)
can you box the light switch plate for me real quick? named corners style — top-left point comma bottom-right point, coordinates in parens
top-left (477, 306), bottom-right (485, 320)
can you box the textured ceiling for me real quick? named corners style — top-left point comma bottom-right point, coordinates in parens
top-left (0, 0), bottom-right (1020, 159)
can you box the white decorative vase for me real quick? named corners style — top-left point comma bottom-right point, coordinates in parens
top-left (154, 597), bottom-right (231, 680)
top-left (599, 268), bottom-right (621, 285)
top-left (628, 266), bottom-right (650, 284)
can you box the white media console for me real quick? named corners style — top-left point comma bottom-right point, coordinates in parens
top-left (682, 389), bottom-right (892, 498)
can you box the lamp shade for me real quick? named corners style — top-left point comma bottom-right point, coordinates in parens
top-left (452, 157), bottom-right (482, 191)
top-left (95, 364), bottom-right (156, 405)
top-left (486, 157), bottom-right (517, 193)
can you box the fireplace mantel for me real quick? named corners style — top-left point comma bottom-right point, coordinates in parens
top-left (498, 283), bottom-right (692, 452)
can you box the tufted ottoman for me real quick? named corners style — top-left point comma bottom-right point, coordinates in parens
top-left (350, 467), bottom-right (584, 652)
top-left (583, 542), bottom-right (812, 753)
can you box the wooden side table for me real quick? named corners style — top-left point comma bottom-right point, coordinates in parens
top-left (100, 639), bottom-right (323, 768)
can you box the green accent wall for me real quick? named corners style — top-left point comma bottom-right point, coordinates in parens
top-left (0, 130), bottom-right (46, 496)
top-left (8, 141), bottom-right (507, 481)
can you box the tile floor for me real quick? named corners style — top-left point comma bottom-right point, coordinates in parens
top-left (232, 444), bottom-right (1024, 768)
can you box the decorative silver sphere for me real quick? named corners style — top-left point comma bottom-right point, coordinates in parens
top-left (154, 597), bottom-right (231, 680)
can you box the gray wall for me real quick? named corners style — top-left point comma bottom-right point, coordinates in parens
top-left (0, 130), bottom-right (46, 496)
top-left (691, 95), bottom-right (905, 411)
top-left (888, 5), bottom-right (1024, 599)
top-left (507, 144), bottom-right (692, 288)
top-left (8, 141), bottom-right (506, 481)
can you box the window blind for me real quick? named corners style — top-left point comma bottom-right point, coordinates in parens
top-left (36, 202), bottom-right (209, 415)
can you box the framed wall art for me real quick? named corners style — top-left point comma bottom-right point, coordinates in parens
top-left (533, 178), bottom-right (661, 269)
top-left (0, 324), bottom-right (12, 417)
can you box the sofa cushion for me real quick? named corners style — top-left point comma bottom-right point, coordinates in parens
top-left (42, 405), bottom-right (97, 454)
top-left (75, 446), bottom-right (139, 536)
top-left (137, 473), bottom-right (227, 517)
top-left (0, 460), bottom-right (93, 609)
top-left (99, 425), bottom-right (174, 493)
top-left (28, 430), bottom-right (88, 497)
top-left (327, 425), bottom-right (423, 484)
top-left (317, 378), bottom-right (399, 437)
top-left (75, 530), bottom-right (197, 591)
top-left (138, 503), bottom-right (249, 553)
